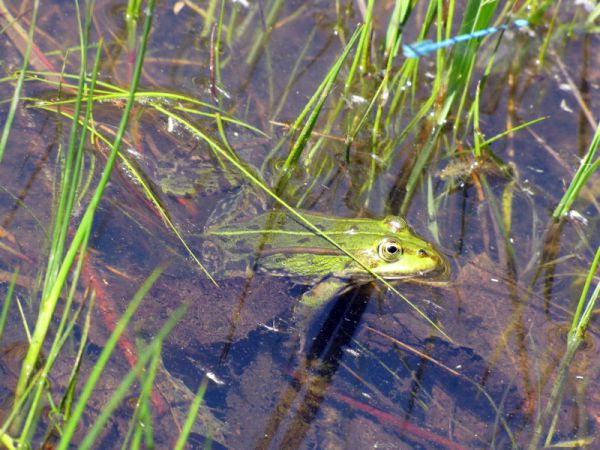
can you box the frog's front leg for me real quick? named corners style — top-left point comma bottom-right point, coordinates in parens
top-left (290, 277), bottom-right (350, 355)
top-left (300, 276), bottom-right (350, 309)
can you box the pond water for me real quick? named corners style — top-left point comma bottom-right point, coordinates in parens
top-left (0, 0), bottom-right (599, 448)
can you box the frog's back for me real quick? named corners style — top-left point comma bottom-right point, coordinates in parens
top-left (204, 211), bottom-right (352, 278)
top-left (204, 210), bottom-right (383, 248)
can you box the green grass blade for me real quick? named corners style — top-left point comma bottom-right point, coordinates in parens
top-left (58, 293), bottom-right (95, 421)
top-left (480, 116), bottom-right (547, 147)
top-left (41, 0), bottom-right (94, 298)
top-left (57, 266), bottom-right (163, 450)
top-left (553, 122), bottom-right (600, 218)
top-left (76, 305), bottom-right (186, 450)
top-left (530, 247), bottom-right (600, 447)
top-left (283, 25), bottom-right (362, 171)
top-left (15, 0), bottom-right (155, 401)
top-left (0, 0), bottom-right (39, 162)
top-left (0, 269), bottom-right (18, 342)
top-left (245, 0), bottom-right (285, 67)
top-left (45, 3), bottom-right (98, 301)
top-left (569, 245), bottom-right (600, 339)
top-left (173, 378), bottom-right (209, 450)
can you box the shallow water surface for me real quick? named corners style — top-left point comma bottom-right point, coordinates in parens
top-left (0, 1), bottom-right (599, 448)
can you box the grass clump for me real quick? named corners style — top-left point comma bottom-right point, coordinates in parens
top-left (0, 1), bottom-right (198, 448)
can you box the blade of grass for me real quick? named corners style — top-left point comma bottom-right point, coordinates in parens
top-left (18, 222), bottom-right (93, 443)
top-left (77, 307), bottom-right (187, 450)
top-left (57, 266), bottom-right (165, 450)
top-left (0, 370), bottom-right (41, 445)
top-left (0, 269), bottom-right (18, 342)
top-left (123, 337), bottom-right (160, 449)
top-left (270, 26), bottom-right (318, 122)
top-left (210, 0), bottom-right (226, 102)
top-left (282, 25), bottom-right (362, 171)
top-left (173, 378), bottom-right (210, 450)
top-left (529, 245), bottom-right (600, 449)
top-left (42, 0), bottom-right (96, 300)
top-left (448, 0), bottom-right (497, 139)
top-left (15, 0), bottom-right (155, 400)
top-left (58, 292), bottom-right (95, 421)
top-left (553, 122), bottom-right (600, 218)
top-left (0, 0), bottom-right (40, 162)
top-left (15, 20), bottom-right (99, 405)
top-left (245, 0), bottom-right (285, 67)
top-left (480, 116), bottom-right (547, 147)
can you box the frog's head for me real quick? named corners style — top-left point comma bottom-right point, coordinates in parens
top-left (351, 216), bottom-right (449, 281)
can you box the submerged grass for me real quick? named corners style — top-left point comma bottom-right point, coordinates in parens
top-left (553, 122), bottom-right (600, 219)
top-left (0, 0), bottom-right (598, 447)
top-left (58, 267), bottom-right (166, 449)
top-left (0, 0), bottom-right (39, 162)
top-left (529, 245), bottom-right (600, 449)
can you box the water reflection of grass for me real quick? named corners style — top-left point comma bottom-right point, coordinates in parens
top-left (0, 0), bottom-right (598, 447)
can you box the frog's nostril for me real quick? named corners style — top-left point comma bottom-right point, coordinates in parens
top-left (417, 249), bottom-right (428, 257)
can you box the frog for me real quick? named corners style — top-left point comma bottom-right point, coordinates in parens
top-left (200, 210), bottom-right (448, 308)
top-left (142, 126), bottom-right (245, 200)
top-left (144, 139), bottom-right (448, 307)
top-left (155, 158), bottom-right (241, 199)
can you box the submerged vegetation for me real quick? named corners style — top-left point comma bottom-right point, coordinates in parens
top-left (0, 0), bottom-right (599, 447)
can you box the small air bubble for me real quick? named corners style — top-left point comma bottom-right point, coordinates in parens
top-left (560, 99), bottom-right (573, 113)
top-left (345, 226), bottom-right (358, 235)
top-left (566, 210), bottom-right (588, 225)
top-left (349, 94), bottom-right (367, 105)
top-left (344, 348), bottom-right (360, 357)
top-left (206, 371), bottom-right (225, 385)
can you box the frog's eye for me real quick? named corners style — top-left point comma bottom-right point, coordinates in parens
top-left (378, 238), bottom-right (403, 262)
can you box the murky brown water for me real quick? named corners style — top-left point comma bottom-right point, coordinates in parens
top-left (1, 0), bottom-right (599, 448)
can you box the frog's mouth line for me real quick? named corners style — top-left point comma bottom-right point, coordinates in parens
top-left (371, 261), bottom-right (451, 282)
top-left (342, 266), bottom-right (438, 283)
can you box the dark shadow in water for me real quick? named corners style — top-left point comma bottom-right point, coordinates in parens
top-left (255, 284), bottom-right (372, 449)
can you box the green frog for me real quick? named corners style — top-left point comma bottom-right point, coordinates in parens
top-left (155, 158), bottom-right (241, 199)
top-left (201, 210), bottom-right (448, 308)
top-left (148, 145), bottom-right (448, 307)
